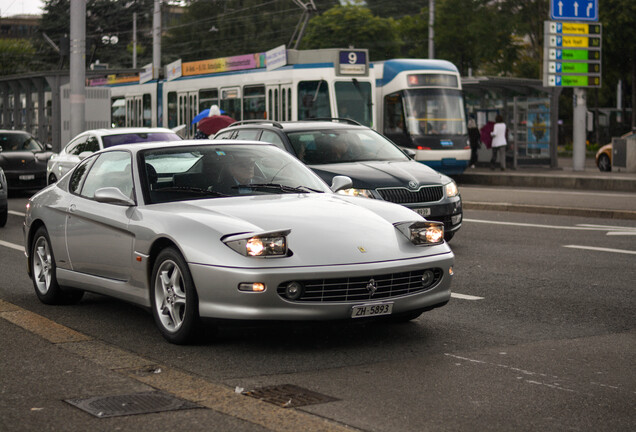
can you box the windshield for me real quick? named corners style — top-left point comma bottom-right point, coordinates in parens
top-left (288, 128), bottom-right (409, 164)
top-left (404, 89), bottom-right (467, 136)
top-left (102, 132), bottom-right (181, 148)
top-left (0, 133), bottom-right (44, 152)
top-left (142, 144), bottom-right (330, 203)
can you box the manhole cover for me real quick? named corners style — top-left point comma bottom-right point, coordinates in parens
top-left (244, 384), bottom-right (338, 408)
top-left (65, 391), bottom-right (201, 418)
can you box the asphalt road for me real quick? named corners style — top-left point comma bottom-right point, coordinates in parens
top-left (1, 190), bottom-right (635, 432)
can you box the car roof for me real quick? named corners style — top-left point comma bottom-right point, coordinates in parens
top-left (222, 119), bottom-right (369, 133)
top-left (0, 130), bottom-right (34, 135)
top-left (100, 139), bottom-right (274, 153)
top-left (75, 127), bottom-right (178, 137)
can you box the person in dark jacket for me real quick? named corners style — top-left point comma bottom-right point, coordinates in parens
top-left (468, 118), bottom-right (481, 168)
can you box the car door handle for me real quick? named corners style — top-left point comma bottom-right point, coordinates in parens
top-left (69, 204), bottom-right (76, 212)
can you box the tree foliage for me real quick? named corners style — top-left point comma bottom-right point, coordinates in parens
top-left (299, 5), bottom-right (401, 60)
top-left (0, 39), bottom-right (37, 75)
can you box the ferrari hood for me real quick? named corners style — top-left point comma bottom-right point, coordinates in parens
top-left (309, 160), bottom-right (445, 189)
top-left (152, 193), bottom-right (449, 267)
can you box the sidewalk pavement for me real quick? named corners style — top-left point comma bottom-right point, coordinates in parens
top-left (454, 157), bottom-right (636, 220)
top-left (455, 157), bottom-right (636, 192)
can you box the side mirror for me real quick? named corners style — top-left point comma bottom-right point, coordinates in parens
top-left (94, 187), bottom-right (135, 206)
top-left (330, 175), bottom-right (353, 193)
top-left (402, 147), bottom-right (416, 158)
top-left (78, 151), bottom-right (93, 160)
top-left (45, 143), bottom-right (53, 151)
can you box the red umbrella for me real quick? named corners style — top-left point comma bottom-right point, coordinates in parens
top-left (480, 121), bottom-right (494, 149)
top-left (198, 115), bottom-right (236, 136)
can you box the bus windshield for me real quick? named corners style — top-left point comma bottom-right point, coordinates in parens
top-left (404, 89), bottom-right (467, 136)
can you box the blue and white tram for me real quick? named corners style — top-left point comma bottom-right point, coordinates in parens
top-left (374, 59), bottom-right (470, 175)
top-left (107, 49), bottom-right (375, 139)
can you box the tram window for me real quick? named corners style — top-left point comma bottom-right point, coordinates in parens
top-left (167, 92), bottom-right (178, 129)
top-left (143, 94), bottom-right (152, 127)
top-left (111, 97), bottom-right (125, 128)
top-left (298, 80), bottom-right (330, 120)
top-left (199, 89), bottom-right (218, 112)
top-left (334, 81), bottom-right (372, 127)
top-left (243, 86), bottom-right (265, 120)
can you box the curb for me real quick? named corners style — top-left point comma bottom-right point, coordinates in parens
top-left (455, 173), bottom-right (636, 192)
top-left (463, 201), bottom-right (636, 221)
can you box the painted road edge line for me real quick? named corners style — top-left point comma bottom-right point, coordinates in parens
top-left (0, 239), bottom-right (24, 252)
top-left (451, 293), bottom-right (484, 300)
top-left (563, 245), bottom-right (636, 255)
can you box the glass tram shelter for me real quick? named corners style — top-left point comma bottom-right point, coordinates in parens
top-left (462, 76), bottom-right (562, 169)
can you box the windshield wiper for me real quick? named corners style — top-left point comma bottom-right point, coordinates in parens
top-left (159, 186), bottom-right (229, 197)
top-left (234, 183), bottom-right (323, 193)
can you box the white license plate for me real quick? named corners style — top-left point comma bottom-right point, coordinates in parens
top-left (414, 207), bottom-right (431, 217)
top-left (351, 303), bottom-right (393, 318)
top-left (19, 174), bottom-right (35, 181)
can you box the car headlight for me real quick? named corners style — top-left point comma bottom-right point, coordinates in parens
top-left (394, 221), bottom-right (445, 245)
top-left (223, 229), bottom-right (290, 257)
top-left (444, 180), bottom-right (459, 198)
top-left (337, 188), bottom-right (375, 198)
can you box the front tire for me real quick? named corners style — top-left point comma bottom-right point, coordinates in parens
top-left (31, 226), bottom-right (83, 304)
top-left (0, 205), bottom-right (7, 227)
top-left (48, 173), bottom-right (58, 185)
top-left (150, 247), bottom-right (200, 344)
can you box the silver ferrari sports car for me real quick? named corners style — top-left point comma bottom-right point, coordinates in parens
top-left (24, 140), bottom-right (454, 344)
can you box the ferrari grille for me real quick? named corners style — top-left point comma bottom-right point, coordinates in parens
top-left (377, 186), bottom-right (443, 204)
top-left (277, 269), bottom-right (443, 302)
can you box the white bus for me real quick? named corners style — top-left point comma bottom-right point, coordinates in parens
top-left (374, 59), bottom-right (470, 175)
top-left (107, 48), bottom-right (375, 139)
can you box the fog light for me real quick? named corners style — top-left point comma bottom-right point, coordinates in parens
top-left (451, 214), bottom-right (462, 225)
top-left (449, 266), bottom-right (454, 276)
top-left (285, 281), bottom-right (304, 300)
top-left (239, 282), bottom-right (266, 292)
top-left (421, 270), bottom-right (435, 288)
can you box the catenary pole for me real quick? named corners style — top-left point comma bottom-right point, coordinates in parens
top-left (69, 0), bottom-right (86, 139)
top-left (428, 0), bottom-right (435, 59)
top-left (153, 0), bottom-right (161, 79)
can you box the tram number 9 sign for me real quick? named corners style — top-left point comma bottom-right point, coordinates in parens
top-left (338, 50), bottom-right (368, 76)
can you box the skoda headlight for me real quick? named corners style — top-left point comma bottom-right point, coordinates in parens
top-left (444, 180), bottom-right (459, 198)
top-left (337, 188), bottom-right (375, 198)
top-left (223, 229), bottom-right (290, 257)
top-left (394, 221), bottom-right (445, 246)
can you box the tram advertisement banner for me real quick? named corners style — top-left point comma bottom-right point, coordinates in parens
top-left (183, 53), bottom-right (266, 76)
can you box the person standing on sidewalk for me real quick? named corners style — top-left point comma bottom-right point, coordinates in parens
top-left (490, 114), bottom-right (507, 170)
top-left (468, 118), bottom-right (481, 168)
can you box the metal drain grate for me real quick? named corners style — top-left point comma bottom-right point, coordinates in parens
top-left (244, 384), bottom-right (338, 408)
top-left (65, 391), bottom-right (201, 418)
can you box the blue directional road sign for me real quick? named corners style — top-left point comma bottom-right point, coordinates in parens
top-left (550, 0), bottom-right (598, 21)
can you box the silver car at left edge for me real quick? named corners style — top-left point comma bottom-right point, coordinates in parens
top-left (24, 139), bottom-right (454, 344)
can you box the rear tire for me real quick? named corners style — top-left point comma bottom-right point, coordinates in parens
top-left (31, 226), bottom-right (84, 304)
top-left (150, 247), bottom-right (201, 344)
top-left (597, 154), bottom-right (611, 172)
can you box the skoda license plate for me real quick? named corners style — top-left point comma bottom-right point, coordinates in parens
top-left (414, 207), bottom-right (431, 217)
top-left (351, 303), bottom-right (393, 318)
top-left (19, 174), bottom-right (35, 181)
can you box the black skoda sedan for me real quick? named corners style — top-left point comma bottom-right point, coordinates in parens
top-left (215, 119), bottom-right (462, 241)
